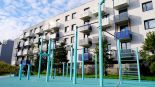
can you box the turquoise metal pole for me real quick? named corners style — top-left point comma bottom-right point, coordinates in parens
top-left (70, 46), bottom-right (73, 80)
top-left (38, 38), bottom-right (43, 78)
top-left (27, 64), bottom-right (31, 80)
top-left (98, 0), bottom-right (105, 86)
top-left (82, 48), bottom-right (84, 80)
top-left (116, 39), bottom-right (122, 83)
top-left (135, 47), bottom-right (141, 82)
top-left (46, 39), bottom-right (52, 82)
top-left (95, 54), bottom-right (98, 79)
top-left (54, 68), bottom-right (56, 78)
top-left (19, 64), bottom-right (22, 80)
top-left (66, 63), bottom-right (68, 77)
top-left (50, 40), bottom-right (54, 78)
top-left (63, 62), bottom-right (65, 77)
top-left (73, 27), bottom-right (78, 84)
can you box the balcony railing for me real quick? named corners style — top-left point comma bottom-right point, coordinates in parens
top-left (19, 34), bottom-right (26, 40)
top-left (19, 41), bottom-right (24, 48)
top-left (114, 0), bottom-right (129, 10)
top-left (79, 24), bottom-right (92, 34)
top-left (79, 10), bottom-right (92, 20)
top-left (25, 32), bottom-right (31, 38)
top-left (120, 49), bottom-right (135, 59)
top-left (115, 12), bottom-right (129, 25)
top-left (35, 28), bottom-right (43, 34)
top-left (79, 38), bottom-right (92, 48)
top-left (17, 51), bottom-right (22, 56)
top-left (78, 53), bottom-right (92, 61)
top-left (102, 17), bottom-right (112, 29)
top-left (33, 37), bottom-right (39, 44)
top-left (92, 36), bottom-right (99, 44)
top-left (42, 44), bottom-right (47, 52)
top-left (115, 29), bottom-right (132, 42)
top-left (24, 41), bottom-right (30, 46)
top-left (23, 49), bottom-right (28, 56)
top-left (49, 22), bottom-right (61, 32)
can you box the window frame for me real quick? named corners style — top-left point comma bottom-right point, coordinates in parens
top-left (144, 19), bottom-right (155, 29)
top-left (72, 13), bottom-right (76, 19)
top-left (65, 15), bottom-right (70, 21)
top-left (71, 24), bottom-right (76, 31)
top-left (142, 1), bottom-right (153, 12)
top-left (65, 26), bottom-right (69, 32)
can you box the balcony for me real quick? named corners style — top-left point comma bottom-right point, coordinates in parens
top-left (49, 22), bottom-right (61, 32)
top-left (79, 24), bottom-right (92, 34)
top-left (24, 41), bottom-right (30, 46)
top-left (19, 34), bottom-right (26, 40)
top-left (19, 41), bottom-right (24, 48)
top-left (42, 44), bottom-right (47, 52)
top-left (102, 17), bottom-right (112, 29)
top-left (92, 36), bottom-right (99, 44)
top-left (33, 48), bottom-right (39, 54)
top-left (115, 29), bottom-right (132, 42)
top-left (78, 53), bottom-right (92, 61)
top-left (28, 49), bottom-right (33, 55)
top-left (17, 51), bottom-right (22, 56)
top-left (114, 0), bottom-right (129, 10)
top-left (25, 32), bottom-right (31, 38)
top-left (115, 12), bottom-right (129, 25)
top-left (79, 38), bottom-right (92, 48)
top-left (33, 37), bottom-right (39, 44)
top-left (92, 7), bottom-right (109, 16)
top-left (35, 28), bottom-right (43, 35)
top-left (79, 10), bottom-right (92, 21)
top-left (23, 49), bottom-right (28, 56)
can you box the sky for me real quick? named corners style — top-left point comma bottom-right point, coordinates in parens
top-left (0, 0), bottom-right (92, 42)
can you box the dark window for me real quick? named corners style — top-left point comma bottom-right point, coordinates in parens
top-left (65, 26), bottom-right (69, 32)
top-left (120, 25), bottom-right (128, 31)
top-left (144, 19), bottom-right (155, 29)
top-left (142, 1), bottom-right (153, 12)
top-left (56, 19), bottom-right (60, 22)
top-left (71, 36), bottom-right (74, 43)
top-left (84, 7), bottom-right (90, 11)
top-left (64, 38), bottom-right (68, 44)
top-left (65, 15), bottom-right (69, 21)
top-left (71, 24), bottom-right (76, 31)
top-left (72, 13), bottom-right (76, 19)
top-left (84, 48), bottom-right (89, 53)
top-left (121, 42), bottom-right (131, 49)
top-left (84, 20), bottom-right (90, 24)
top-left (119, 9), bottom-right (127, 14)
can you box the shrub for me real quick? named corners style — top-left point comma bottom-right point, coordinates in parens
top-left (149, 62), bottom-right (155, 75)
top-left (0, 61), bottom-right (18, 75)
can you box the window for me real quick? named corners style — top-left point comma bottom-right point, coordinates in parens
top-left (142, 1), bottom-right (153, 12)
top-left (119, 9), bottom-right (127, 14)
top-left (71, 24), bottom-right (76, 31)
top-left (84, 48), bottom-right (89, 53)
top-left (65, 15), bottom-right (69, 21)
top-left (65, 26), bottom-right (69, 32)
top-left (56, 19), bottom-right (60, 22)
top-left (107, 44), bottom-right (111, 51)
top-left (71, 36), bottom-right (74, 43)
top-left (121, 42), bottom-right (131, 49)
top-left (144, 19), bottom-right (155, 29)
top-left (120, 25), bottom-right (128, 31)
top-left (84, 7), bottom-right (90, 11)
top-left (72, 13), bottom-right (76, 19)
top-left (84, 20), bottom-right (90, 24)
top-left (64, 38), bottom-right (68, 44)
top-left (84, 34), bottom-right (90, 38)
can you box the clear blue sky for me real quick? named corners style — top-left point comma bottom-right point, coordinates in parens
top-left (0, 0), bottom-right (91, 42)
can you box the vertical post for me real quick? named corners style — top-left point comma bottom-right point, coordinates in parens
top-left (98, 0), bottom-right (105, 86)
top-left (95, 54), bottom-right (98, 79)
top-left (63, 62), bottom-right (65, 77)
top-left (19, 64), bottom-right (22, 80)
top-left (70, 46), bottom-right (73, 80)
top-left (27, 64), bottom-right (31, 80)
top-left (116, 39), bottom-right (122, 83)
top-left (50, 40), bottom-right (54, 78)
top-left (54, 68), bottom-right (56, 78)
top-left (82, 48), bottom-right (84, 80)
top-left (38, 38), bottom-right (43, 78)
top-left (73, 27), bottom-right (78, 84)
top-left (66, 63), bottom-right (68, 77)
top-left (46, 39), bottom-right (52, 82)
top-left (135, 47), bottom-right (141, 82)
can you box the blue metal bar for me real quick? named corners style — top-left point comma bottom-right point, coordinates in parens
top-left (70, 46), bottom-right (73, 80)
top-left (95, 54), bottom-right (98, 79)
top-left (27, 64), bottom-right (31, 80)
top-left (98, 0), bottom-right (104, 86)
top-left (19, 64), bottom-right (22, 80)
top-left (38, 38), bottom-right (43, 78)
top-left (116, 39), bottom-right (122, 83)
top-left (63, 62), bottom-right (65, 77)
top-left (50, 40), bottom-right (54, 78)
top-left (73, 27), bottom-right (78, 84)
top-left (66, 63), bottom-right (68, 77)
top-left (135, 47), bottom-right (141, 82)
top-left (54, 68), bottom-right (56, 78)
top-left (82, 48), bottom-right (84, 80)
top-left (46, 39), bottom-right (52, 82)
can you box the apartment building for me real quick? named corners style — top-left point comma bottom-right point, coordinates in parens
top-left (0, 40), bottom-right (14, 64)
top-left (13, 0), bottom-right (155, 73)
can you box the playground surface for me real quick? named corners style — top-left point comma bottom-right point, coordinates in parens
top-left (0, 76), bottom-right (155, 87)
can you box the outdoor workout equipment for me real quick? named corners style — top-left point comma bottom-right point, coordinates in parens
top-left (18, 61), bottom-right (31, 80)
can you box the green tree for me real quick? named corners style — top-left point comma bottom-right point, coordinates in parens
top-left (141, 32), bottom-right (155, 75)
top-left (93, 37), bottom-right (112, 76)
